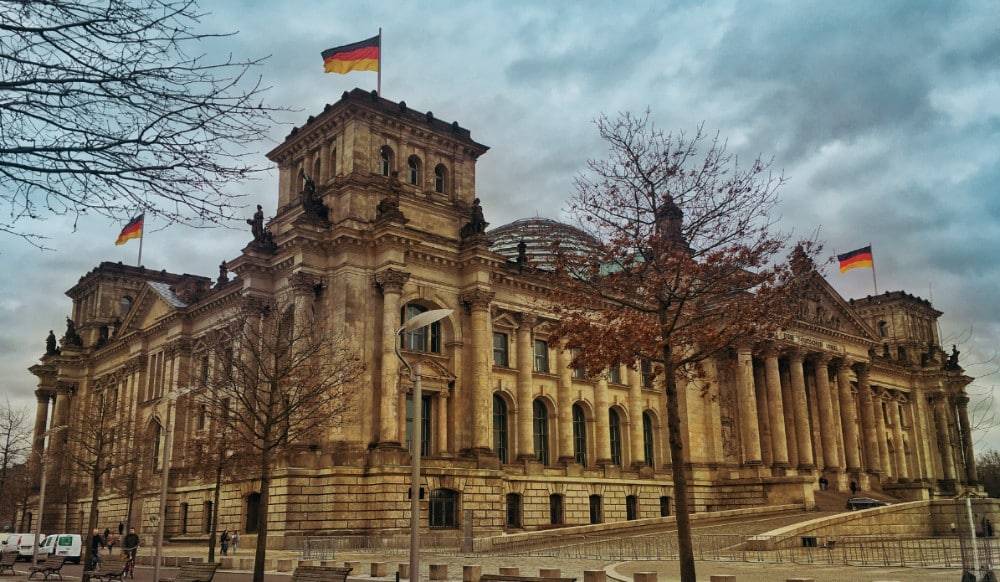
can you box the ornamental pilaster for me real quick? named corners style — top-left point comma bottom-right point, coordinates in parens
top-left (461, 288), bottom-right (494, 453)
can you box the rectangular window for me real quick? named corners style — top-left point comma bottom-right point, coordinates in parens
top-left (493, 332), bottom-right (509, 367)
top-left (406, 395), bottom-right (432, 456)
top-left (608, 365), bottom-right (621, 384)
top-left (506, 493), bottom-right (522, 528)
top-left (534, 339), bottom-right (549, 373)
top-left (571, 348), bottom-right (585, 379)
top-left (641, 359), bottom-right (654, 388)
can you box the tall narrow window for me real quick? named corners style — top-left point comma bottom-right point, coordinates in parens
top-left (180, 503), bottom-right (189, 534)
top-left (642, 412), bottom-right (655, 467)
top-left (533, 399), bottom-right (549, 465)
top-left (640, 359), bottom-right (654, 387)
top-left (609, 409), bottom-right (623, 467)
top-left (493, 395), bottom-right (508, 464)
top-left (203, 501), bottom-right (213, 533)
top-left (571, 348), bottom-right (586, 378)
top-left (246, 493), bottom-right (261, 534)
top-left (534, 339), bottom-right (549, 373)
top-left (608, 365), bottom-right (621, 384)
top-left (493, 332), bottom-right (509, 367)
top-left (406, 394), bottom-right (432, 456)
top-left (660, 496), bottom-right (672, 517)
top-left (589, 494), bottom-right (602, 524)
top-left (120, 296), bottom-right (133, 317)
top-left (401, 304), bottom-right (442, 353)
top-left (380, 146), bottom-right (393, 176)
top-left (572, 404), bottom-right (587, 466)
top-left (429, 489), bottom-right (459, 528)
top-left (407, 155), bottom-right (421, 185)
top-left (549, 494), bottom-right (564, 525)
top-left (434, 164), bottom-right (447, 194)
top-left (626, 495), bottom-right (639, 520)
top-left (505, 493), bottom-right (522, 528)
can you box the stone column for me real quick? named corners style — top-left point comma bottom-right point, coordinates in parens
top-left (932, 393), bottom-right (957, 481)
top-left (289, 272), bottom-right (320, 321)
top-left (753, 360), bottom-right (773, 466)
top-left (872, 388), bottom-right (893, 479)
top-left (556, 344), bottom-right (575, 464)
top-left (735, 347), bottom-right (762, 465)
top-left (595, 373), bottom-right (612, 465)
top-left (788, 351), bottom-right (814, 470)
top-left (813, 355), bottom-right (839, 471)
top-left (835, 360), bottom-right (861, 472)
top-left (462, 289), bottom-right (495, 453)
top-left (375, 269), bottom-right (409, 447)
top-left (515, 314), bottom-right (536, 461)
top-left (955, 395), bottom-right (978, 484)
top-left (763, 349), bottom-right (789, 468)
top-left (854, 363), bottom-right (881, 474)
top-left (891, 395), bottom-right (909, 480)
top-left (30, 390), bottom-right (52, 480)
top-left (779, 363), bottom-right (798, 468)
top-left (628, 360), bottom-right (646, 468)
top-left (436, 392), bottom-right (449, 455)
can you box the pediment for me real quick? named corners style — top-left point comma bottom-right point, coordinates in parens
top-left (116, 283), bottom-right (182, 337)
top-left (792, 273), bottom-right (878, 341)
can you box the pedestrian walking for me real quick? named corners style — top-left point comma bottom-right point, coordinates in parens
top-left (231, 531), bottom-right (240, 554)
top-left (220, 530), bottom-right (230, 555)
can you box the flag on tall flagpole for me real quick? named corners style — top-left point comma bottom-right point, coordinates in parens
top-left (837, 245), bottom-right (873, 273)
top-left (322, 34), bottom-right (380, 74)
top-left (115, 214), bottom-right (144, 245)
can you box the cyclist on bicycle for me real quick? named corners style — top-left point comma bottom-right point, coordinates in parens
top-left (122, 528), bottom-right (140, 559)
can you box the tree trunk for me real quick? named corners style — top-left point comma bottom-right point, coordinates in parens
top-left (209, 465), bottom-right (222, 562)
top-left (252, 462), bottom-right (270, 582)
top-left (662, 352), bottom-right (696, 582)
top-left (86, 476), bottom-right (101, 570)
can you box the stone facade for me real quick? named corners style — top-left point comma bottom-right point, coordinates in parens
top-left (28, 89), bottom-right (977, 544)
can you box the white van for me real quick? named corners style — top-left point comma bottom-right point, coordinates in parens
top-left (39, 534), bottom-right (82, 564)
top-left (1, 533), bottom-right (46, 560)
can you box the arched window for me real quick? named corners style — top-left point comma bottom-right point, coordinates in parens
top-left (407, 155), bottom-right (421, 185)
top-left (589, 494), bottom-right (602, 524)
top-left (642, 412), bottom-right (655, 467)
top-left (549, 493), bottom-right (564, 525)
top-left (434, 164), bottom-right (447, 194)
top-left (429, 489), bottom-right (459, 529)
top-left (533, 399), bottom-right (549, 465)
top-left (329, 147), bottom-right (337, 178)
top-left (506, 493), bottom-right (522, 528)
top-left (609, 408), bottom-right (623, 467)
top-left (246, 492), bottom-right (261, 534)
top-left (400, 304), bottom-right (441, 353)
top-left (626, 495), bottom-right (639, 520)
top-left (493, 395), bottom-right (508, 464)
top-left (878, 321), bottom-right (889, 337)
top-left (120, 296), bottom-right (133, 317)
top-left (380, 146), bottom-right (393, 176)
top-left (152, 421), bottom-right (163, 472)
top-left (572, 404), bottom-right (587, 466)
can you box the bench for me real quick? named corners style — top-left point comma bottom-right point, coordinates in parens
top-left (480, 576), bottom-right (577, 582)
top-left (159, 561), bottom-right (220, 582)
top-left (0, 552), bottom-right (16, 576)
top-left (29, 555), bottom-right (68, 580)
top-left (290, 565), bottom-right (353, 582)
top-left (85, 556), bottom-right (129, 582)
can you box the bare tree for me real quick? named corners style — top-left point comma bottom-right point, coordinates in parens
top-left (62, 388), bottom-right (143, 568)
top-left (977, 450), bottom-right (1000, 499)
top-left (195, 298), bottom-right (363, 582)
top-left (551, 114), bottom-right (819, 582)
top-left (0, 396), bottom-right (31, 525)
top-left (182, 414), bottom-right (255, 562)
top-left (0, 0), bottom-right (286, 244)
top-left (2, 462), bottom-right (31, 531)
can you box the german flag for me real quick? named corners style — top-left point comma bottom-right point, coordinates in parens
top-left (322, 35), bottom-right (379, 74)
top-left (837, 245), bottom-right (873, 273)
top-left (115, 214), bottom-right (144, 245)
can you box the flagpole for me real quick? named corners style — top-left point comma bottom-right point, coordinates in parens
top-left (377, 27), bottom-right (382, 96)
top-left (137, 216), bottom-right (144, 268)
top-left (869, 242), bottom-right (878, 295)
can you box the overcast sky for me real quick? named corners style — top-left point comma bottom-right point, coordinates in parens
top-left (3, 0), bottom-right (999, 451)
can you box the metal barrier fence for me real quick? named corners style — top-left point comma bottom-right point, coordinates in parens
top-left (302, 531), bottom-right (978, 571)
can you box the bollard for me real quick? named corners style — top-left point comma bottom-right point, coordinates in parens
top-left (240, 558), bottom-right (254, 570)
top-left (540, 569), bottom-right (561, 578)
top-left (371, 562), bottom-right (389, 577)
top-left (345, 561), bottom-right (361, 571)
top-left (219, 557), bottom-right (235, 570)
top-left (276, 559), bottom-right (294, 572)
top-left (463, 565), bottom-right (482, 582)
top-left (398, 563), bottom-right (410, 580)
top-left (429, 564), bottom-right (448, 580)
top-left (499, 567), bottom-right (519, 577)
top-left (584, 571), bottom-right (607, 582)
top-left (634, 573), bottom-right (657, 582)
top-left (709, 576), bottom-right (737, 582)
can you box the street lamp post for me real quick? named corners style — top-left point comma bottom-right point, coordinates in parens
top-left (31, 425), bottom-right (68, 567)
top-left (395, 308), bottom-right (452, 582)
top-left (153, 387), bottom-right (195, 582)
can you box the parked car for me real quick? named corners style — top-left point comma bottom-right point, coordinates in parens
top-left (1, 533), bottom-right (46, 560)
top-left (847, 496), bottom-right (890, 510)
top-left (38, 534), bottom-right (82, 564)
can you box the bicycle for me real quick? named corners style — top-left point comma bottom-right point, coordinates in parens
top-left (122, 547), bottom-right (137, 579)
